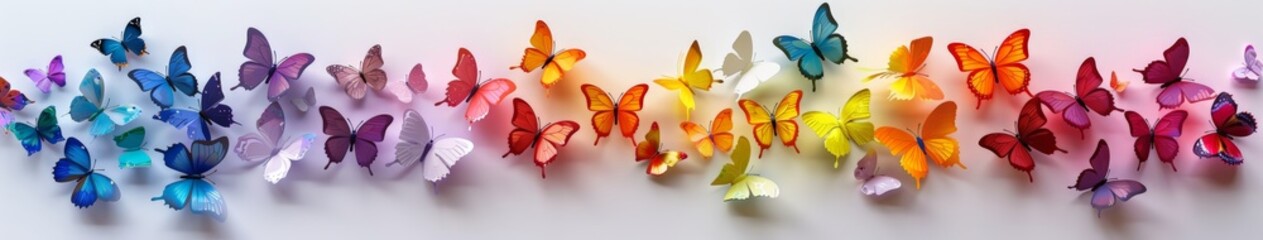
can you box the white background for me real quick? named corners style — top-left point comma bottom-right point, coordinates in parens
top-left (1, 0), bottom-right (1260, 239)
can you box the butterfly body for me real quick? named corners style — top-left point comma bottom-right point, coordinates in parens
top-left (1036, 57), bottom-right (1120, 138)
top-left (803, 89), bottom-right (875, 167)
top-left (581, 83), bottom-right (648, 146)
top-left (327, 45), bottom-right (389, 100)
top-left (91, 17), bottom-right (146, 69)
top-left (1125, 110), bottom-right (1187, 171)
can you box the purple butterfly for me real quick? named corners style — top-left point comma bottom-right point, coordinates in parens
top-left (154, 72), bottom-right (237, 141)
top-left (1069, 140), bottom-right (1147, 216)
top-left (319, 106), bottom-right (393, 175)
top-left (1133, 38), bottom-right (1215, 109)
top-left (25, 55), bottom-right (66, 93)
top-left (854, 148), bottom-right (900, 196)
top-left (235, 27), bottom-right (316, 101)
top-left (1232, 45), bottom-right (1261, 83)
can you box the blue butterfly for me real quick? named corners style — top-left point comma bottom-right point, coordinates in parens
top-left (155, 72), bottom-right (236, 141)
top-left (128, 46), bottom-right (199, 109)
top-left (71, 68), bottom-right (143, 137)
top-left (91, 17), bottom-right (147, 70)
top-left (52, 137), bottom-right (121, 208)
top-left (153, 137), bottom-right (229, 221)
top-left (114, 127), bottom-right (150, 169)
top-left (773, 2), bottom-right (857, 92)
top-left (10, 105), bottom-right (64, 156)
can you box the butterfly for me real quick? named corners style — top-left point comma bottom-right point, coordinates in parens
top-left (1069, 139), bottom-right (1147, 217)
top-left (389, 109), bottom-right (474, 183)
top-left (947, 29), bottom-right (1032, 109)
top-left (580, 83), bottom-right (648, 146)
top-left (11, 105), bottom-right (63, 156)
top-left (680, 108), bottom-right (735, 159)
top-left (70, 68), bottom-right (142, 137)
top-left (512, 20), bottom-right (587, 92)
top-left (720, 30), bottom-right (781, 100)
top-left (654, 41), bottom-right (717, 120)
top-left (291, 86), bottom-right (316, 113)
top-left (319, 106), bottom-right (394, 175)
top-left (327, 44), bottom-right (388, 100)
top-left (1232, 45), bottom-right (1261, 83)
top-left (1193, 92), bottom-right (1257, 165)
top-left (865, 36), bottom-right (943, 100)
top-left (154, 72), bottom-right (236, 141)
top-left (0, 109), bottom-right (12, 133)
top-left (114, 127), bottom-right (151, 169)
top-left (90, 17), bottom-right (146, 70)
top-left (773, 2), bottom-right (857, 92)
top-left (435, 48), bottom-right (518, 126)
top-left (390, 63), bottom-right (429, 103)
top-left (24, 55), bottom-right (66, 93)
top-left (874, 101), bottom-right (964, 189)
top-left (153, 137), bottom-right (229, 221)
top-left (502, 98), bottom-right (580, 178)
top-left (636, 122), bottom-right (688, 176)
top-left (739, 90), bottom-right (803, 158)
top-left (710, 136), bottom-right (780, 202)
top-left (52, 137), bottom-right (120, 208)
top-left (1125, 110), bottom-right (1187, 171)
top-left (855, 148), bottom-right (901, 196)
top-left (1036, 57), bottom-right (1122, 138)
top-left (128, 46), bottom-right (199, 109)
top-left (235, 27), bottom-right (316, 101)
top-left (0, 76), bottom-right (33, 111)
top-left (978, 98), bottom-right (1067, 182)
top-left (235, 102), bottom-right (316, 184)
top-left (1110, 71), bottom-right (1129, 94)
top-left (803, 89), bottom-right (875, 167)
top-left (1133, 38), bottom-right (1216, 109)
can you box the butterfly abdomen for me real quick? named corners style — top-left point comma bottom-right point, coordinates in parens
top-left (464, 84), bottom-right (482, 103)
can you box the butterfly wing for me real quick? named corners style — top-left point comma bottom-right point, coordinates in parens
top-left (13, 123), bottom-right (44, 155)
top-left (615, 84), bottom-right (648, 141)
top-left (113, 127), bottom-right (150, 168)
top-left (1016, 100), bottom-right (1063, 155)
top-left (515, 20), bottom-right (555, 73)
top-left (947, 43), bottom-right (995, 105)
top-left (540, 49), bottom-right (586, 89)
top-left (35, 106), bottom-right (64, 144)
top-left (1233, 45), bottom-right (1262, 82)
top-left (155, 108), bottom-right (209, 141)
top-left (726, 175), bottom-right (780, 202)
top-left (738, 99), bottom-right (774, 156)
top-left (533, 121), bottom-right (581, 178)
top-left (354, 114), bottom-right (395, 172)
top-left (721, 30), bottom-right (755, 78)
top-left (1036, 91), bottom-right (1089, 130)
top-left (268, 53), bottom-right (315, 101)
top-left (128, 69), bottom-right (175, 108)
top-left (327, 65), bottom-right (367, 100)
top-left (423, 138), bottom-right (475, 182)
top-left (580, 84), bottom-right (616, 143)
top-left (188, 179), bottom-right (228, 221)
top-left (1091, 180), bottom-right (1147, 212)
top-left (712, 137), bottom-right (752, 186)
top-left (92, 39), bottom-right (129, 67)
top-left (1152, 111), bottom-right (1188, 170)
top-left (802, 110), bottom-right (846, 164)
top-left (875, 127), bottom-right (927, 188)
top-left (681, 121), bottom-right (714, 158)
top-left (360, 45), bottom-right (388, 91)
top-left (503, 99), bottom-right (540, 158)
top-left (188, 137), bottom-right (229, 175)
top-left (653, 78), bottom-right (695, 119)
top-left (710, 108), bottom-right (736, 154)
top-left (264, 133), bottom-right (315, 184)
top-left (732, 62), bottom-right (780, 100)
top-left (810, 3), bottom-right (852, 65)
top-left (53, 138), bottom-right (92, 183)
top-left (1155, 81), bottom-right (1215, 109)
top-left (237, 27), bottom-right (274, 91)
top-left (437, 48), bottom-right (479, 107)
top-left (200, 73), bottom-right (236, 128)
top-left (406, 63), bottom-right (428, 93)
top-left (292, 87), bottom-right (316, 112)
top-left (635, 122), bottom-right (662, 162)
top-left (120, 18), bottom-right (146, 55)
top-left (992, 29), bottom-right (1032, 95)
top-left (466, 79), bottom-right (517, 124)
top-left (1194, 134), bottom-right (1243, 164)
top-left (1212, 93), bottom-right (1258, 137)
top-left (167, 47), bottom-right (199, 96)
top-left (1073, 140), bottom-right (1111, 190)
top-left (393, 109), bottom-right (432, 167)
top-left (319, 107), bottom-right (353, 166)
top-left (773, 90), bottom-right (803, 149)
top-left (774, 36), bottom-right (824, 83)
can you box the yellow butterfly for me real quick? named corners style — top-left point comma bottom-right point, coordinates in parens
top-left (739, 90), bottom-right (803, 158)
top-left (711, 136), bottom-right (780, 202)
top-left (864, 36), bottom-right (943, 100)
top-left (802, 89), bottom-right (875, 168)
top-left (874, 101), bottom-right (965, 189)
top-left (655, 40), bottom-right (718, 120)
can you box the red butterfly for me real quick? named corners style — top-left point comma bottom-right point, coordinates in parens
top-left (1036, 57), bottom-right (1121, 138)
top-left (978, 98), bottom-right (1066, 182)
top-left (1125, 110), bottom-right (1187, 171)
top-left (435, 48), bottom-right (517, 126)
top-left (1193, 92), bottom-right (1257, 165)
top-left (502, 98), bottom-right (581, 178)
top-left (1133, 38), bottom-right (1215, 109)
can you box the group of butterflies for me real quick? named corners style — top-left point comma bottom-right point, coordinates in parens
top-left (1, 2), bottom-right (1259, 219)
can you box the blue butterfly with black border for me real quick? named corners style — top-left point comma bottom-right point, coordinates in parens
top-left (154, 72), bottom-right (236, 141)
top-left (91, 17), bottom-right (147, 70)
top-left (153, 137), bottom-right (229, 221)
top-left (128, 46), bottom-right (199, 109)
top-left (10, 105), bottom-right (64, 156)
top-left (773, 2), bottom-right (857, 92)
top-left (52, 137), bottom-right (121, 208)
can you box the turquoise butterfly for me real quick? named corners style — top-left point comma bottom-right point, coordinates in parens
top-left (773, 2), bottom-right (857, 92)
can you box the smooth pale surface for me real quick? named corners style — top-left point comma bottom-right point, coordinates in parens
top-left (0, 0), bottom-right (1260, 239)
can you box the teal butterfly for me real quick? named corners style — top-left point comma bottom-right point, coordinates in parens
top-left (70, 68), bottom-right (142, 137)
top-left (773, 2), bottom-right (857, 92)
top-left (114, 127), bottom-right (150, 168)
top-left (11, 105), bottom-right (64, 156)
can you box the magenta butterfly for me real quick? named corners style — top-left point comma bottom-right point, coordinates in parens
top-left (1193, 92), bottom-right (1257, 165)
top-left (1125, 110), bottom-right (1187, 171)
top-left (1133, 38), bottom-right (1215, 109)
top-left (1069, 140), bottom-right (1147, 216)
top-left (1036, 57), bottom-right (1120, 138)
top-left (235, 27), bottom-right (316, 101)
top-left (319, 106), bottom-right (394, 175)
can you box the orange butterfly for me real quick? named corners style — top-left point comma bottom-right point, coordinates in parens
top-left (580, 83), bottom-right (648, 146)
top-left (874, 101), bottom-right (965, 189)
top-left (512, 20), bottom-right (587, 92)
top-left (681, 108), bottom-right (735, 159)
top-left (1109, 71), bottom-right (1128, 94)
top-left (947, 29), bottom-right (1032, 109)
top-left (865, 36), bottom-right (944, 100)
top-left (636, 122), bottom-right (688, 176)
top-left (739, 90), bottom-right (803, 158)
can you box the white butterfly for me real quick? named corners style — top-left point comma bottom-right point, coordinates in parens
top-left (719, 30), bottom-right (781, 100)
top-left (391, 109), bottom-right (474, 182)
top-left (290, 86), bottom-right (316, 113)
top-left (1232, 45), bottom-right (1261, 83)
top-left (234, 102), bottom-right (316, 184)
top-left (855, 148), bottom-right (901, 196)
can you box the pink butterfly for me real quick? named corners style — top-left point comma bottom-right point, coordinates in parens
top-left (435, 48), bottom-right (517, 126)
top-left (1036, 57), bottom-right (1121, 138)
top-left (327, 44), bottom-right (388, 100)
top-left (388, 63), bottom-right (428, 103)
top-left (1126, 110), bottom-right (1187, 171)
top-left (1133, 38), bottom-right (1215, 109)
top-left (25, 55), bottom-right (66, 93)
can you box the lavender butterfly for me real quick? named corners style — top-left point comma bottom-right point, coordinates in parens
top-left (1232, 45), bottom-right (1261, 83)
top-left (388, 109), bottom-right (474, 183)
top-left (235, 27), bottom-right (316, 101)
top-left (234, 101), bottom-right (316, 184)
top-left (290, 86), bottom-right (316, 113)
top-left (1069, 140), bottom-right (1147, 216)
top-left (854, 148), bottom-right (901, 196)
top-left (25, 55), bottom-right (66, 93)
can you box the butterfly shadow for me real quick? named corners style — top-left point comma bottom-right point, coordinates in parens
top-left (1071, 191), bottom-right (1154, 236)
top-left (1187, 160), bottom-right (1242, 190)
top-left (724, 196), bottom-right (777, 219)
top-left (121, 166), bottom-right (155, 186)
top-left (80, 203), bottom-right (122, 226)
top-left (171, 213), bottom-right (230, 238)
